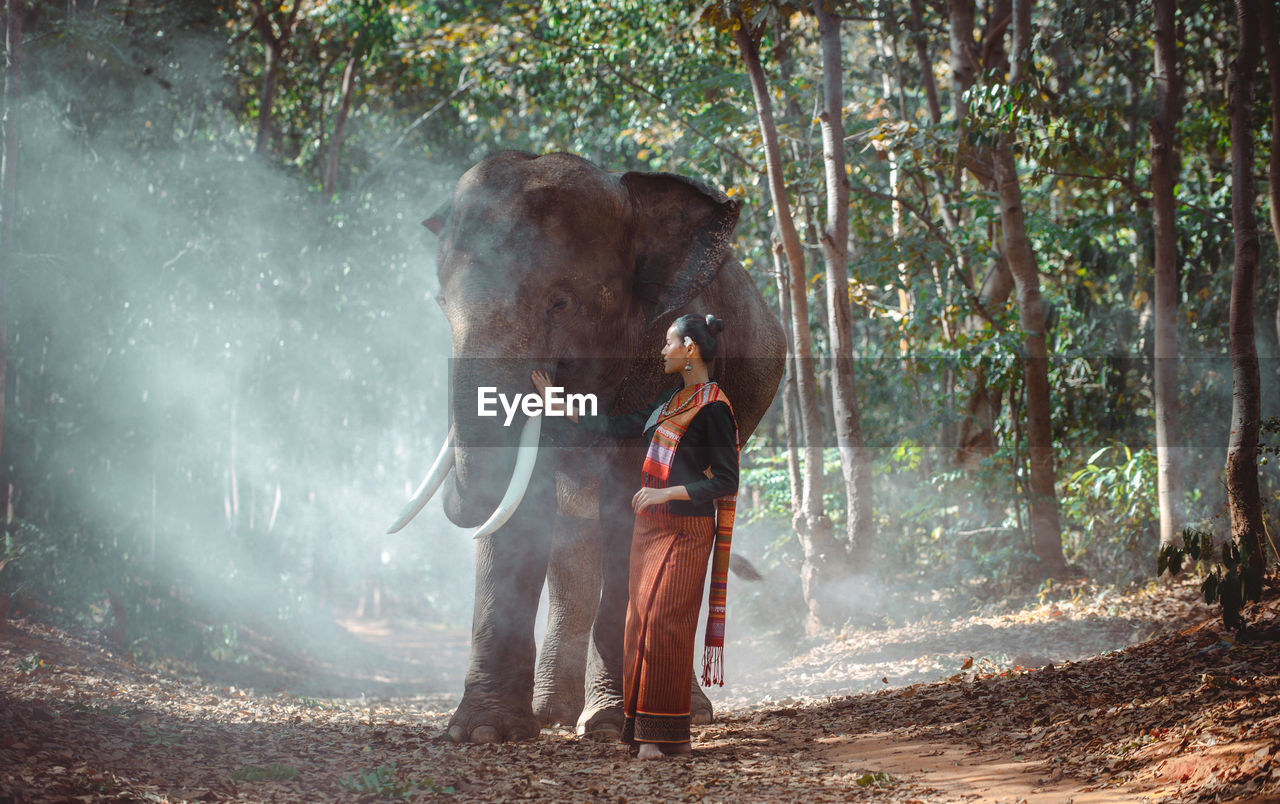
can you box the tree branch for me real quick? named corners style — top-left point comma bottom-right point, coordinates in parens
top-left (358, 73), bottom-right (479, 191)
top-left (517, 27), bottom-right (754, 172)
top-left (850, 184), bottom-right (953, 254)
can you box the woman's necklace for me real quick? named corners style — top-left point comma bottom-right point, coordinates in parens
top-left (660, 381), bottom-right (713, 420)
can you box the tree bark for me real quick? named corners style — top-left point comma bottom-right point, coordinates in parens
top-left (816, 0), bottom-right (874, 562)
top-left (1226, 0), bottom-right (1265, 600)
top-left (322, 31), bottom-right (365, 200)
top-left (254, 29), bottom-right (281, 155)
top-left (733, 19), bottom-right (846, 633)
top-left (1151, 0), bottom-right (1185, 555)
top-left (250, 1), bottom-right (302, 156)
top-left (1, 0), bottom-right (22, 500)
top-left (766, 28), bottom-right (805, 529)
top-left (950, 0), bottom-right (1013, 468)
top-left (771, 240), bottom-right (803, 528)
top-left (875, 5), bottom-right (913, 352)
top-left (994, 0), bottom-right (1065, 575)
top-left (1259, 0), bottom-right (1280, 349)
top-left (909, 0), bottom-right (942, 124)
top-left (948, 0), bottom-right (976, 124)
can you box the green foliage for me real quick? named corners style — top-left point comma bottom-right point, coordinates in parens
top-left (739, 450), bottom-right (795, 523)
top-left (1159, 526), bottom-right (1268, 632)
top-left (698, 0), bottom-right (807, 34)
top-left (854, 771), bottom-right (894, 788)
top-left (1260, 416), bottom-right (1280, 467)
top-left (1060, 446), bottom-right (1159, 584)
top-left (340, 763), bottom-right (454, 799)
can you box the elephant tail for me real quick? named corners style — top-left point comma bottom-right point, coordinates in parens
top-left (728, 552), bottom-right (763, 582)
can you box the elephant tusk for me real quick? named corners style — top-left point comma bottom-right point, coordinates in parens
top-left (386, 429), bottom-right (456, 534)
top-left (472, 415), bottom-right (542, 539)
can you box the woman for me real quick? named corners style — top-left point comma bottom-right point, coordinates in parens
top-left (533, 313), bottom-right (738, 760)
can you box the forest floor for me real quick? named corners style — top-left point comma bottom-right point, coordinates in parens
top-left (3, 577), bottom-right (1280, 803)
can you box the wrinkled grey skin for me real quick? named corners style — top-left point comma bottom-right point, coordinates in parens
top-left (428, 152), bottom-right (785, 743)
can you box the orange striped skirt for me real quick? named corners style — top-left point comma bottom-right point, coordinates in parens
top-left (622, 509), bottom-right (715, 746)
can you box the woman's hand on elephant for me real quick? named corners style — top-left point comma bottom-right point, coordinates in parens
top-left (531, 370), bottom-right (552, 397)
top-left (531, 370), bottom-right (575, 421)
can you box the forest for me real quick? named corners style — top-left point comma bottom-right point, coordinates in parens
top-left (2, 0), bottom-right (1280, 801)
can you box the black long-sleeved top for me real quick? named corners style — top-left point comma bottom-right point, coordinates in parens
top-left (581, 386), bottom-right (739, 517)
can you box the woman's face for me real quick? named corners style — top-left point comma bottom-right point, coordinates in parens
top-left (660, 324), bottom-right (693, 375)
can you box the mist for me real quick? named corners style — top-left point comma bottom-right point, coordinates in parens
top-left (4, 7), bottom-right (480, 692)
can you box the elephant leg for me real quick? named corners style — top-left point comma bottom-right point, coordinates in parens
top-left (532, 513), bottom-right (600, 727)
top-left (576, 466), bottom-right (634, 738)
top-left (447, 468), bottom-right (555, 744)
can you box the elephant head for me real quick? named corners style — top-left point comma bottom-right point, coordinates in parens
top-left (390, 151), bottom-right (741, 533)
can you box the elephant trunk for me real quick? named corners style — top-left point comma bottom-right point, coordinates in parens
top-left (443, 356), bottom-right (547, 529)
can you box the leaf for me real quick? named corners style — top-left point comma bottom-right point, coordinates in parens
top-left (961, 656), bottom-right (974, 670)
top-left (855, 771), bottom-right (892, 788)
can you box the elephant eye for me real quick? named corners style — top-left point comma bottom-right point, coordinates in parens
top-left (547, 293), bottom-right (575, 325)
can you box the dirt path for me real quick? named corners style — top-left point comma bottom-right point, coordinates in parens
top-left (3, 581), bottom-right (1279, 802)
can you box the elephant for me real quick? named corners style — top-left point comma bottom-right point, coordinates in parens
top-left (390, 151), bottom-right (786, 743)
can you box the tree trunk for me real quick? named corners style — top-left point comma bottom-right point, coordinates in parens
top-left (909, 0), bottom-right (942, 124)
top-left (733, 20), bottom-right (846, 634)
top-left (1151, 0), bottom-right (1185, 556)
top-left (0, 0), bottom-right (22, 501)
top-left (815, 0), bottom-right (874, 562)
top-left (954, 257), bottom-right (1015, 469)
top-left (322, 32), bottom-right (365, 200)
top-left (255, 37), bottom-right (281, 155)
top-left (1226, 0), bottom-right (1265, 605)
top-left (251, 2), bottom-right (302, 157)
top-left (765, 16), bottom-right (813, 559)
top-left (947, 0), bottom-right (1000, 189)
top-left (1259, 0), bottom-right (1280, 349)
top-left (995, 0), bottom-right (1065, 575)
top-left (948, 0), bottom-right (976, 124)
top-left (949, 0), bottom-right (1012, 469)
top-left (875, 6), bottom-right (912, 353)
top-left (910, 0), bottom-right (959, 237)
top-left (771, 240), bottom-right (803, 528)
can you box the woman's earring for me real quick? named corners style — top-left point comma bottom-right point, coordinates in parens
top-left (684, 359), bottom-right (693, 371)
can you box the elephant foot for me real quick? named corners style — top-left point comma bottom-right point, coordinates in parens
top-left (576, 700), bottom-right (625, 741)
top-left (691, 677), bottom-right (714, 725)
top-left (446, 696), bottom-right (540, 744)
top-left (532, 693), bottom-right (582, 729)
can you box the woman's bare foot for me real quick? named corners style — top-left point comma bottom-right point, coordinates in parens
top-left (637, 741), bottom-right (694, 760)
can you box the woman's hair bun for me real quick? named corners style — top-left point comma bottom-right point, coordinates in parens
top-left (705, 315), bottom-right (725, 336)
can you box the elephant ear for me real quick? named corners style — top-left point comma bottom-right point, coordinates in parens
top-left (421, 200), bottom-right (452, 235)
top-left (622, 172), bottom-right (741, 326)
